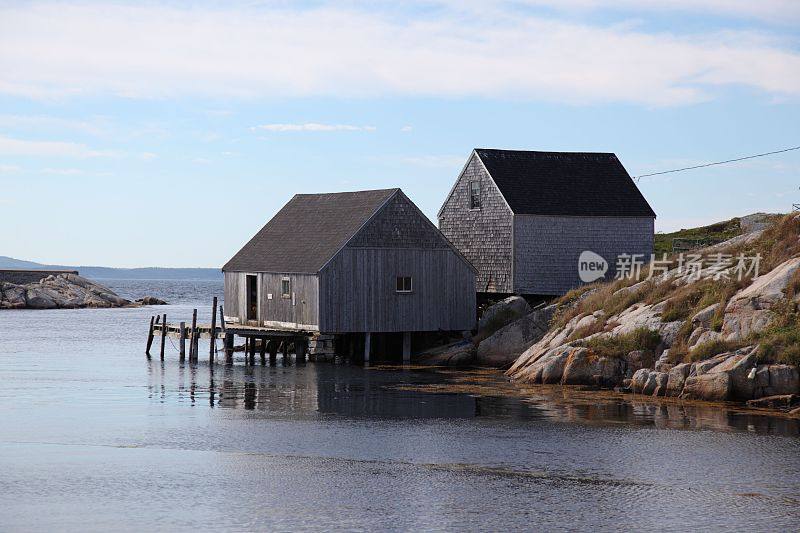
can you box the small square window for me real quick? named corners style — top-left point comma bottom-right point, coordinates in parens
top-left (469, 181), bottom-right (481, 209)
top-left (396, 276), bottom-right (412, 293)
top-left (281, 277), bottom-right (291, 298)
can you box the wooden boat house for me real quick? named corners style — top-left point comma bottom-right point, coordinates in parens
top-left (222, 188), bottom-right (476, 362)
top-left (438, 149), bottom-right (656, 296)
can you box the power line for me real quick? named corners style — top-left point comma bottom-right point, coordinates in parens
top-left (634, 145), bottom-right (800, 181)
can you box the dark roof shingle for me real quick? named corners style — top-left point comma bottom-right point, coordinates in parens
top-left (474, 149), bottom-right (656, 217)
top-left (223, 189), bottom-right (398, 273)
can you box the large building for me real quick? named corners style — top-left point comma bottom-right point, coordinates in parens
top-left (438, 149), bottom-right (656, 296)
top-left (222, 188), bottom-right (476, 359)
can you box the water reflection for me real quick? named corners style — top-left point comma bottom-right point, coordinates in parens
top-left (145, 359), bottom-right (800, 435)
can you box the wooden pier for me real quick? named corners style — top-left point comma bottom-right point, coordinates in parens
top-left (145, 297), bottom-right (315, 366)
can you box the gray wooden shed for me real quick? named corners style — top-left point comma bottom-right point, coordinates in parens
top-left (438, 149), bottom-right (656, 296)
top-left (222, 188), bottom-right (476, 344)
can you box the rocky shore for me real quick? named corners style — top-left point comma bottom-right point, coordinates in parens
top-left (0, 272), bottom-right (164, 309)
top-left (419, 213), bottom-right (800, 415)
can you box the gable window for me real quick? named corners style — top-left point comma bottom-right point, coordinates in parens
top-left (396, 276), bottom-right (413, 293)
top-left (281, 277), bottom-right (291, 299)
top-left (469, 181), bottom-right (481, 209)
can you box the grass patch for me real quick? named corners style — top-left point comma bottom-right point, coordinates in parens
top-left (654, 217), bottom-right (742, 255)
top-left (688, 338), bottom-right (740, 362)
top-left (582, 327), bottom-right (661, 359)
top-left (755, 297), bottom-right (800, 365)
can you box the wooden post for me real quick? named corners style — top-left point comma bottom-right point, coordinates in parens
top-left (268, 339), bottom-right (277, 366)
top-left (402, 332), bottom-right (411, 365)
top-left (145, 315), bottom-right (155, 356)
top-left (259, 338), bottom-right (267, 365)
top-left (190, 309), bottom-right (198, 363)
top-left (224, 333), bottom-right (234, 365)
top-left (179, 321), bottom-right (187, 361)
top-left (159, 313), bottom-right (167, 361)
top-left (209, 296), bottom-right (218, 360)
top-left (363, 332), bottom-right (371, 365)
top-left (219, 305), bottom-right (226, 332)
top-left (248, 337), bottom-right (256, 365)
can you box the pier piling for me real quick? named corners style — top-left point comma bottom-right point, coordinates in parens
top-left (179, 321), bottom-right (186, 361)
top-left (145, 315), bottom-right (155, 356)
top-left (209, 296), bottom-right (218, 362)
top-left (159, 313), bottom-right (167, 361)
top-left (190, 309), bottom-right (198, 363)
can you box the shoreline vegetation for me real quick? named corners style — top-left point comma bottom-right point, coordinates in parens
top-left (420, 213), bottom-right (800, 417)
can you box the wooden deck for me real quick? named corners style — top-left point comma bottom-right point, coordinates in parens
top-left (152, 322), bottom-right (311, 339)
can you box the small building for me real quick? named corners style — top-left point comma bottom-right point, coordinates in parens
top-left (438, 149), bottom-right (656, 296)
top-left (222, 188), bottom-right (476, 360)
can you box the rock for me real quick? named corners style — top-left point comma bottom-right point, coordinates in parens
top-left (764, 365), bottom-right (800, 396)
top-left (25, 287), bottom-right (57, 309)
top-left (666, 363), bottom-right (692, 397)
top-left (723, 257), bottom-right (800, 341)
top-left (642, 371), bottom-right (668, 396)
top-left (135, 296), bottom-right (168, 305)
top-left (694, 353), bottom-right (730, 376)
top-left (692, 303), bottom-right (720, 329)
top-left (625, 350), bottom-right (652, 375)
top-left (560, 348), bottom-right (625, 387)
top-left (654, 349), bottom-right (672, 372)
top-left (681, 372), bottom-right (732, 402)
top-left (476, 296), bottom-right (531, 339)
top-left (631, 368), bottom-right (651, 393)
top-left (476, 305), bottom-right (555, 367)
top-left (416, 340), bottom-right (475, 367)
top-left (707, 347), bottom-right (758, 400)
top-left (790, 407), bottom-right (800, 416)
top-left (746, 395), bottom-right (799, 409)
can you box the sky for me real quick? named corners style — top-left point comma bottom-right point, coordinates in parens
top-left (1, 0), bottom-right (799, 268)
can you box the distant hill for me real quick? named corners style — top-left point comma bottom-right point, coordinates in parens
top-left (0, 256), bottom-right (222, 280)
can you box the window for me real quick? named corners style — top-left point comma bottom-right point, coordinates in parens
top-left (281, 277), bottom-right (291, 299)
top-left (469, 181), bottom-right (481, 209)
top-left (396, 276), bottom-right (413, 293)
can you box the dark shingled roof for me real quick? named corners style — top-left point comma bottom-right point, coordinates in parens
top-left (474, 149), bottom-right (656, 217)
top-left (223, 189), bottom-right (398, 273)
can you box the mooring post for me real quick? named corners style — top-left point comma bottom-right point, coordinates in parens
top-left (190, 308), bottom-right (198, 363)
top-left (219, 305), bottom-right (225, 331)
top-left (209, 296), bottom-right (218, 360)
top-left (159, 313), bottom-right (167, 361)
top-left (145, 315), bottom-right (155, 356)
top-left (224, 332), bottom-right (234, 365)
top-left (363, 332), bottom-right (371, 366)
top-left (402, 332), bottom-right (411, 365)
top-left (179, 321), bottom-right (187, 361)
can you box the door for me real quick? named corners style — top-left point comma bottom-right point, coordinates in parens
top-left (246, 275), bottom-right (258, 322)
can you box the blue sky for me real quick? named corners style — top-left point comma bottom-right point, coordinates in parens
top-left (1, 1), bottom-right (799, 267)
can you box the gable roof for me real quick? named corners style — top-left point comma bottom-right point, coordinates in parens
top-left (470, 149), bottom-right (656, 218)
top-left (223, 189), bottom-right (398, 273)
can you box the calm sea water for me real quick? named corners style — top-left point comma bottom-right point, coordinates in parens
top-left (1, 279), bottom-right (799, 532)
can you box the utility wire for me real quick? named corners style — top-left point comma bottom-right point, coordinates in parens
top-left (634, 145), bottom-right (800, 181)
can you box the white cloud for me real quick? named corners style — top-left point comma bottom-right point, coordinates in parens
top-left (251, 123), bottom-right (377, 132)
top-left (41, 167), bottom-right (85, 175)
top-left (0, 135), bottom-right (113, 158)
top-left (0, 3), bottom-right (798, 106)
top-left (0, 114), bottom-right (108, 136)
top-left (400, 125), bottom-right (413, 132)
top-left (0, 163), bottom-right (21, 173)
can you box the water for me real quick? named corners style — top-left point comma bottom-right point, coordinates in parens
top-left (1, 279), bottom-right (799, 531)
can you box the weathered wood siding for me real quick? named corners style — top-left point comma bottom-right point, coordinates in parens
top-left (224, 271), bottom-right (319, 328)
top-left (513, 215), bottom-right (655, 295)
top-left (258, 272), bottom-right (318, 328)
top-left (319, 191), bottom-right (476, 333)
top-left (319, 248), bottom-right (476, 333)
top-left (438, 153), bottom-right (513, 293)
